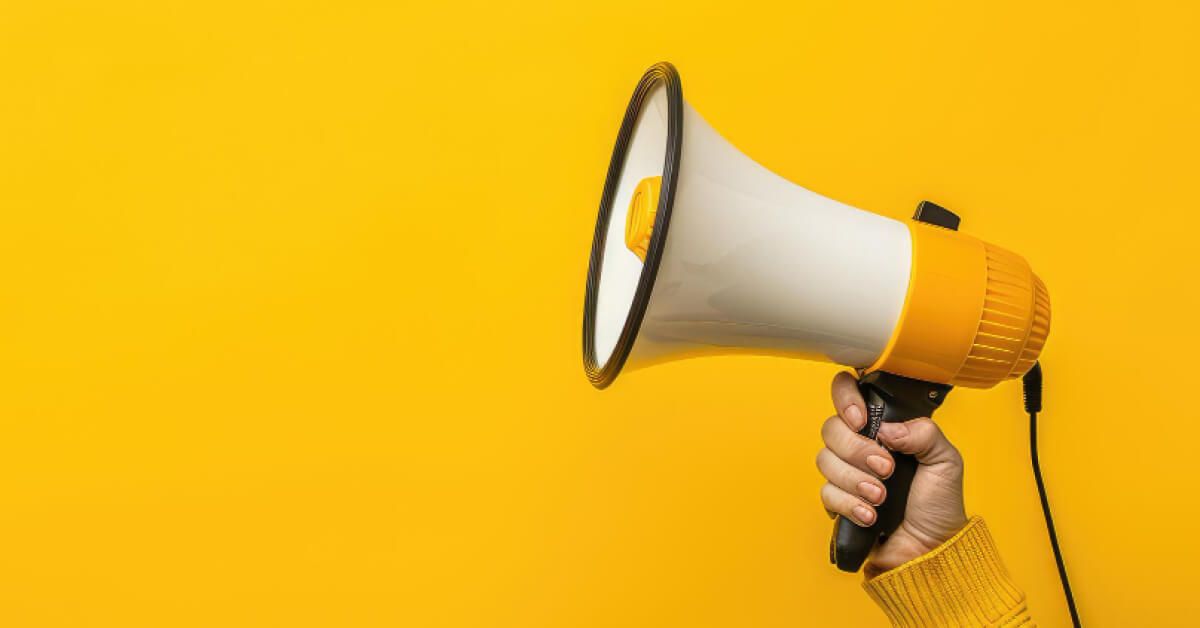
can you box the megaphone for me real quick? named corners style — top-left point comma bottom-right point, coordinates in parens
top-left (581, 63), bottom-right (1051, 573)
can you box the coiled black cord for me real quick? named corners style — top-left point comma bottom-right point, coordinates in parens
top-left (1023, 362), bottom-right (1081, 627)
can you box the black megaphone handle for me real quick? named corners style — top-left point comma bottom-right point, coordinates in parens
top-left (829, 371), bottom-right (953, 572)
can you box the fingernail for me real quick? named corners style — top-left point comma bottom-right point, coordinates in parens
top-left (879, 422), bottom-right (909, 440)
top-left (845, 405), bottom-right (864, 429)
top-left (853, 505), bottom-right (875, 525)
top-left (858, 481), bottom-right (883, 504)
top-left (867, 454), bottom-right (893, 477)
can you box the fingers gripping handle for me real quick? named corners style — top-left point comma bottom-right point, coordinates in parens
top-left (829, 371), bottom-right (953, 572)
top-left (832, 452), bottom-right (918, 573)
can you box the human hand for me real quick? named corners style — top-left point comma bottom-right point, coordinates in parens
top-left (817, 371), bottom-right (969, 577)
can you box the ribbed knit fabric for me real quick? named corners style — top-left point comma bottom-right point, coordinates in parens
top-left (862, 518), bottom-right (1032, 627)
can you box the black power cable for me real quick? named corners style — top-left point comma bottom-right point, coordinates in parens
top-left (1023, 362), bottom-right (1081, 627)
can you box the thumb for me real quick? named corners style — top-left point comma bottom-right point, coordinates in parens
top-left (877, 419), bottom-right (961, 466)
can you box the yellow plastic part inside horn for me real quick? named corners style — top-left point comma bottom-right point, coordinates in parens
top-left (624, 176), bottom-right (661, 262)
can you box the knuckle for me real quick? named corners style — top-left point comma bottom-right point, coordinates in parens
top-left (913, 419), bottom-right (954, 453)
top-left (832, 371), bottom-right (862, 402)
top-left (841, 464), bottom-right (862, 488)
top-left (825, 419), bottom-right (883, 463)
top-left (907, 420), bottom-right (938, 446)
top-left (820, 415), bottom-right (841, 442)
top-left (909, 417), bottom-right (937, 435)
top-left (819, 483), bottom-right (836, 507)
top-left (820, 483), bottom-right (849, 512)
top-left (848, 434), bottom-right (877, 460)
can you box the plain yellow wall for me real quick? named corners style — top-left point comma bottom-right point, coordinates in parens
top-left (1, 1), bottom-right (1196, 626)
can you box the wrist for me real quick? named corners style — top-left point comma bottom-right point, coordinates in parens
top-left (864, 513), bottom-right (968, 577)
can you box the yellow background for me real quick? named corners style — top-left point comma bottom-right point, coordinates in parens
top-left (0, 1), bottom-right (1195, 626)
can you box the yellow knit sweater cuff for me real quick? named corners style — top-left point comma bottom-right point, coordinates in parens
top-left (862, 517), bottom-right (1030, 627)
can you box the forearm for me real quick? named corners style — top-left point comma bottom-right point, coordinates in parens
top-left (862, 517), bottom-right (1032, 627)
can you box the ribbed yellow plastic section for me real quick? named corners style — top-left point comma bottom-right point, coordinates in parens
top-left (951, 243), bottom-right (1051, 388)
